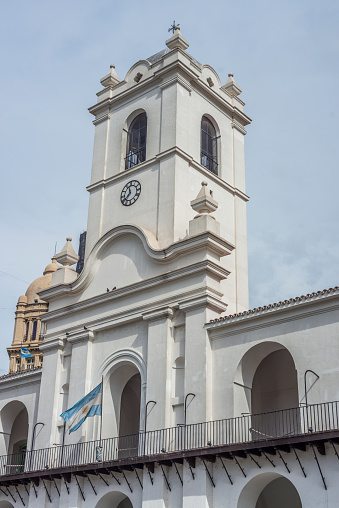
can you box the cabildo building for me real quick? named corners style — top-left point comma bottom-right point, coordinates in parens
top-left (0, 27), bottom-right (338, 508)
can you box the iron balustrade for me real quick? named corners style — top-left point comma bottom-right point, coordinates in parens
top-left (1, 400), bottom-right (339, 477)
top-left (201, 150), bottom-right (218, 175)
top-left (125, 148), bottom-right (146, 169)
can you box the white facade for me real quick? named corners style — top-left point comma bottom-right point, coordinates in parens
top-left (0, 28), bottom-right (338, 508)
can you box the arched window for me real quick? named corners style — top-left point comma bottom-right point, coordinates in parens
top-left (125, 113), bottom-right (147, 169)
top-left (201, 116), bottom-right (218, 175)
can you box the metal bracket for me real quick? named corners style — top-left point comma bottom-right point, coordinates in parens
top-left (15, 486), bottom-right (25, 506)
top-left (23, 484), bottom-right (29, 496)
top-left (42, 479), bottom-right (52, 504)
top-left (51, 478), bottom-right (60, 496)
top-left (133, 467), bottom-right (143, 489)
top-left (63, 478), bottom-right (70, 495)
top-left (74, 475), bottom-right (85, 502)
top-left (248, 453), bottom-right (261, 469)
top-left (293, 447), bottom-right (306, 478)
top-left (218, 456), bottom-right (233, 485)
top-left (173, 462), bottom-right (183, 486)
top-left (160, 465), bottom-right (171, 491)
top-left (330, 441), bottom-right (339, 461)
top-left (85, 474), bottom-right (97, 495)
top-left (231, 453), bottom-right (246, 477)
top-left (186, 457), bottom-right (195, 480)
top-left (120, 469), bottom-right (133, 493)
top-left (276, 449), bottom-right (290, 473)
top-left (97, 472), bottom-right (109, 486)
top-left (110, 471), bottom-right (121, 485)
top-left (31, 482), bottom-right (38, 498)
top-left (201, 457), bottom-right (215, 488)
top-left (0, 487), bottom-right (8, 497)
top-left (261, 450), bottom-right (275, 467)
top-left (311, 444), bottom-right (327, 490)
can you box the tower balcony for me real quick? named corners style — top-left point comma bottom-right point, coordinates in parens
top-left (0, 401), bottom-right (338, 490)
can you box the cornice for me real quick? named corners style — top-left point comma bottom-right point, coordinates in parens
top-left (0, 368), bottom-right (42, 390)
top-left (39, 338), bottom-right (65, 352)
top-left (92, 112), bottom-right (111, 126)
top-left (142, 307), bottom-right (174, 322)
top-left (89, 58), bottom-right (251, 129)
top-left (67, 330), bottom-right (95, 345)
top-left (43, 286), bottom-right (224, 340)
top-left (40, 260), bottom-right (227, 322)
top-left (39, 226), bottom-right (233, 304)
top-left (179, 294), bottom-right (227, 313)
top-left (207, 287), bottom-right (339, 339)
top-left (85, 146), bottom-right (249, 203)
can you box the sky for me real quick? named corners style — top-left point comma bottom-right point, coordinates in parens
top-left (0, 0), bottom-right (338, 374)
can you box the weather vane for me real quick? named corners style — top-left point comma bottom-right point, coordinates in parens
top-left (168, 21), bottom-right (180, 34)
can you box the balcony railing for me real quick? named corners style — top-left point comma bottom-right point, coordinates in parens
top-left (125, 148), bottom-right (146, 169)
top-left (1, 401), bottom-right (338, 477)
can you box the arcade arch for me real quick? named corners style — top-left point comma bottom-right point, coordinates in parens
top-left (101, 351), bottom-right (145, 450)
top-left (0, 501), bottom-right (15, 508)
top-left (234, 342), bottom-right (299, 417)
top-left (238, 473), bottom-right (302, 508)
top-left (0, 401), bottom-right (29, 458)
top-left (95, 491), bottom-right (133, 508)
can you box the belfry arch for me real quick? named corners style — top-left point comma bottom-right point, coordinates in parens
top-left (234, 342), bottom-right (299, 418)
top-left (238, 473), bottom-right (302, 508)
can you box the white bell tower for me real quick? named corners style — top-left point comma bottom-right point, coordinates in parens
top-left (85, 27), bottom-right (251, 313)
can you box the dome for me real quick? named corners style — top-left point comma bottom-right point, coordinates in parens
top-left (25, 257), bottom-right (59, 304)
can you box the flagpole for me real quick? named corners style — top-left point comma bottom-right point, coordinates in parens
top-left (99, 375), bottom-right (103, 446)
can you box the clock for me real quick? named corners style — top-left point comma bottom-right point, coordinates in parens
top-left (120, 180), bottom-right (141, 206)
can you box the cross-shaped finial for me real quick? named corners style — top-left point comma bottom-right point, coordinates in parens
top-left (168, 21), bottom-right (180, 34)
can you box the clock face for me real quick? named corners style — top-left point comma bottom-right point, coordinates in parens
top-left (120, 180), bottom-right (141, 206)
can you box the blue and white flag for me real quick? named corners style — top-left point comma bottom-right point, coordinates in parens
top-left (60, 383), bottom-right (102, 434)
top-left (21, 347), bottom-right (32, 358)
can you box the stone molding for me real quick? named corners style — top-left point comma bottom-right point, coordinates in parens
top-left (142, 307), bottom-right (174, 322)
top-left (40, 260), bottom-right (226, 326)
top-left (42, 285), bottom-right (222, 342)
top-left (39, 338), bottom-right (65, 352)
top-left (97, 349), bottom-right (147, 388)
top-left (67, 330), bottom-right (95, 345)
top-left (85, 146), bottom-right (249, 202)
top-left (39, 226), bottom-right (233, 304)
top-left (179, 294), bottom-right (227, 313)
top-left (89, 57), bottom-right (251, 129)
top-left (207, 288), bottom-right (339, 339)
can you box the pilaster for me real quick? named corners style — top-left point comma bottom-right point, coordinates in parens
top-left (143, 307), bottom-right (173, 431)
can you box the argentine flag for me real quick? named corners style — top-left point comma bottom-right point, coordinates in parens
top-left (21, 347), bottom-right (32, 358)
top-left (61, 383), bottom-right (102, 434)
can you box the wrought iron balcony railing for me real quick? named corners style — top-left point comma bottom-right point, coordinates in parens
top-left (1, 400), bottom-right (339, 477)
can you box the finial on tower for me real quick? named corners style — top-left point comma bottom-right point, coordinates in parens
top-left (55, 237), bottom-right (79, 267)
top-left (168, 21), bottom-right (180, 34)
top-left (222, 73), bottom-right (242, 97)
top-left (100, 64), bottom-right (122, 88)
top-left (166, 22), bottom-right (189, 51)
top-left (189, 182), bottom-right (220, 236)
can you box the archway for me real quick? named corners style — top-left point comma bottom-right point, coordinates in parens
top-left (95, 491), bottom-right (133, 508)
top-left (238, 473), bottom-right (302, 508)
top-left (234, 342), bottom-right (299, 439)
top-left (0, 501), bottom-right (15, 508)
top-left (0, 401), bottom-right (29, 470)
top-left (101, 359), bottom-right (142, 460)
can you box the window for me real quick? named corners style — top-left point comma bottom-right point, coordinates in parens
top-left (31, 320), bottom-right (37, 340)
top-left (201, 116), bottom-right (218, 175)
top-left (24, 321), bottom-right (29, 342)
top-left (125, 113), bottom-right (147, 169)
